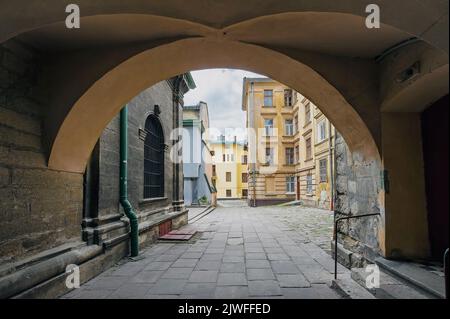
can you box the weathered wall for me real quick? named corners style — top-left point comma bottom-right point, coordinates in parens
top-left (334, 132), bottom-right (383, 262)
top-left (97, 80), bottom-right (175, 217)
top-left (0, 40), bottom-right (82, 265)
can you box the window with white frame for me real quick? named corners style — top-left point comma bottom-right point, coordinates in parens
top-left (286, 176), bottom-right (295, 193)
top-left (265, 147), bottom-right (274, 165)
top-left (285, 148), bottom-right (294, 165)
top-left (284, 89), bottom-right (293, 106)
top-left (285, 119), bottom-right (294, 136)
top-left (305, 102), bottom-right (311, 124)
top-left (319, 158), bottom-right (327, 182)
top-left (264, 119), bottom-right (274, 136)
top-left (306, 173), bottom-right (313, 194)
top-left (264, 89), bottom-right (273, 106)
top-left (317, 120), bottom-right (327, 142)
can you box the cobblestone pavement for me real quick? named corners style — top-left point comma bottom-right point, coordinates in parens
top-left (63, 204), bottom-right (346, 299)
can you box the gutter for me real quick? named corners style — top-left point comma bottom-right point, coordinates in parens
top-left (119, 106), bottom-right (139, 257)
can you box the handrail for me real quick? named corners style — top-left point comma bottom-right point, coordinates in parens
top-left (445, 248), bottom-right (449, 299)
top-left (334, 213), bottom-right (381, 280)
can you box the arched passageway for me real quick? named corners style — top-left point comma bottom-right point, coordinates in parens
top-left (0, 2), bottom-right (448, 297)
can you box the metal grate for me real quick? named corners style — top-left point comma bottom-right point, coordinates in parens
top-left (143, 115), bottom-right (164, 199)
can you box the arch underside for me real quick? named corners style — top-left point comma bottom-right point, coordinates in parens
top-left (0, 5), bottom-right (446, 173)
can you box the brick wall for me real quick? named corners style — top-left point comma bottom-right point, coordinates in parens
top-left (0, 40), bottom-right (83, 265)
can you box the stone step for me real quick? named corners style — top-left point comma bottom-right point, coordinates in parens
top-left (331, 240), bottom-right (364, 269)
top-left (375, 257), bottom-right (445, 299)
top-left (331, 273), bottom-right (376, 299)
top-left (351, 267), bottom-right (431, 299)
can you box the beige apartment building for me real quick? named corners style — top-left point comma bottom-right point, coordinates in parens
top-left (210, 136), bottom-right (249, 200)
top-left (242, 78), bottom-right (335, 209)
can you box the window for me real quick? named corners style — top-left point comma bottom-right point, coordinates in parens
top-left (319, 159), bottom-right (327, 183)
top-left (231, 154), bottom-right (235, 162)
top-left (242, 155), bottom-right (248, 164)
top-left (295, 145), bottom-right (300, 163)
top-left (264, 119), bottom-right (273, 136)
top-left (285, 148), bottom-right (294, 165)
top-left (242, 189), bottom-right (248, 198)
top-left (306, 137), bottom-right (312, 160)
top-left (317, 120), bottom-right (327, 142)
top-left (285, 119), bottom-right (294, 136)
top-left (286, 176), bottom-right (295, 193)
top-left (226, 172), bottom-right (232, 182)
top-left (265, 147), bottom-right (274, 165)
top-left (144, 115), bottom-right (164, 199)
top-left (284, 89), bottom-right (293, 106)
top-left (264, 89), bottom-right (273, 106)
top-left (305, 102), bottom-right (311, 124)
top-left (242, 173), bottom-right (248, 183)
top-left (226, 189), bottom-right (232, 197)
top-left (306, 173), bottom-right (313, 194)
top-left (222, 154), bottom-right (226, 162)
top-left (212, 165), bottom-right (216, 176)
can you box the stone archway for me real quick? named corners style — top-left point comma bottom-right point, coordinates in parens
top-left (0, 1), bottom-right (448, 263)
top-left (47, 37), bottom-right (379, 173)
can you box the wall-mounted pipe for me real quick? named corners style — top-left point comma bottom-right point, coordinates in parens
top-left (120, 106), bottom-right (139, 257)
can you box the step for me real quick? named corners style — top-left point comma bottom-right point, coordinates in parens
top-left (375, 257), bottom-right (445, 299)
top-left (331, 241), bottom-right (364, 269)
top-left (331, 274), bottom-right (376, 299)
top-left (351, 267), bottom-right (431, 299)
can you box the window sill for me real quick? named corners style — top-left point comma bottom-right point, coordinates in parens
top-left (140, 197), bottom-right (168, 205)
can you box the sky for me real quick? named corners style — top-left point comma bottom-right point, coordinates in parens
top-left (183, 69), bottom-right (265, 142)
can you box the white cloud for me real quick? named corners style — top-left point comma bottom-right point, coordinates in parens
top-left (184, 69), bottom-right (265, 142)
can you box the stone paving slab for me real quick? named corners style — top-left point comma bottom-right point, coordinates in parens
top-left (63, 204), bottom-right (348, 299)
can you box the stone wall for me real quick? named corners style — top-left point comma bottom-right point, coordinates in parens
top-left (334, 132), bottom-right (383, 263)
top-left (0, 40), bottom-right (83, 266)
top-left (96, 81), bottom-right (175, 218)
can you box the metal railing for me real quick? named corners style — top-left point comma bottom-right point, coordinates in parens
top-left (334, 213), bottom-right (381, 280)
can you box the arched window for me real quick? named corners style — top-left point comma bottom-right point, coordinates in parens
top-left (143, 115), bottom-right (164, 198)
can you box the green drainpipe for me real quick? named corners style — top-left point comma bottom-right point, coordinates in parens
top-left (120, 106), bottom-right (139, 257)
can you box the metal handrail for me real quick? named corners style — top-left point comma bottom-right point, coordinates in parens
top-left (445, 248), bottom-right (449, 299)
top-left (334, 213), bottom-right (381, 280)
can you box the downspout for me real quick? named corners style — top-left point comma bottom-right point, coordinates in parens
top-left (120, 106), bottom-right (139, 257)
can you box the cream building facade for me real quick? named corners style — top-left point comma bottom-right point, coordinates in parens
top-left (242, 78), bottom-right (335, 209)
top-left (210, 137), bottom-right (248, 200)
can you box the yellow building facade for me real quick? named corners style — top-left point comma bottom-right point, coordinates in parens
top-left (210, 137), bottom-right (248, 200)
top-left (242, 78), bottom-right (335, 209)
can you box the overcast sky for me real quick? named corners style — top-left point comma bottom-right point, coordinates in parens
top-left (184, 69), bottom-right (265, 142)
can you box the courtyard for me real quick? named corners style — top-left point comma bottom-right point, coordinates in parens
top-left (62, 202), bottom-right (346, 299)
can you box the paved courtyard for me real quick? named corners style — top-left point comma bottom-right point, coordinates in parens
top-left (63, 203), bottom-right (347, 299)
